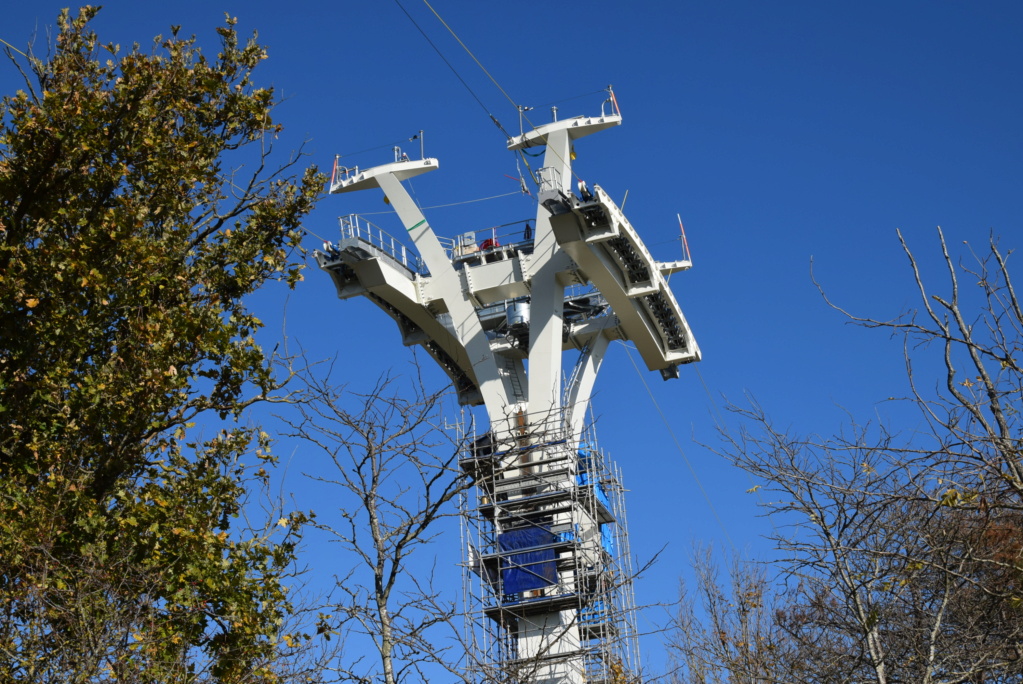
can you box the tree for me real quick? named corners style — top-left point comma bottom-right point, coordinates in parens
top-left (669, 229), bottom-right (1023, 683)
top-left (282, 367), bottom-right (474, 684)
top-left (0, 8), bottom-right (322, 682)
top-left (669, 548), bottom-right (803, 684)
top-left (284, 369), bottom-right (639, 684)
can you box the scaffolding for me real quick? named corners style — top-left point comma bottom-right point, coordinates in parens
top-left (458, 416), bottom-right (641, 684)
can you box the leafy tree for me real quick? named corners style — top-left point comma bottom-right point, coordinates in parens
top-left (669, 229), bottom-right (1023, 684)
top-left (0, 8), bottom-right (322, 682)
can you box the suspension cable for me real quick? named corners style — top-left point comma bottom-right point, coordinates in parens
top-left (393, 0), bottom-right (512, 138)
top-left (622, 343), bottom-right (735, 550)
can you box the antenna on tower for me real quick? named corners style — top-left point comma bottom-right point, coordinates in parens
top-left (678, 213), bottom-right (692, 264)
top-left (410, 130), bottom-right (424, 159)
top-left (517, 105), bottom-right (533, 136)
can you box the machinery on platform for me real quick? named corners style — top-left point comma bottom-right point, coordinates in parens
top-left (315, 91), bottom-right (700, 683)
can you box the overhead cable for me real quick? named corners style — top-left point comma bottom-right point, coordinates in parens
top-left (393, 0), bottom-right (512, 138)
top-left (622, 343), bottom-right (735, 551)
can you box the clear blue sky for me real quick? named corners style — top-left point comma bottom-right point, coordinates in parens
top-left (4, 1), bottom-right (1022, 675)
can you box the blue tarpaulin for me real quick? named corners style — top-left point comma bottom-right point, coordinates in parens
top-left (498, 526), bottom-right (558, 594)
top-left (580, 599), bottom-right (607, 625)
top-left (601, 524), bottom-right (615, 554)
top-left (577, 471), bottom-right (611, 509)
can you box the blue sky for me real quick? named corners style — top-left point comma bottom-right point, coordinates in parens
top-left (4, 0), bottom-right (1022, 675)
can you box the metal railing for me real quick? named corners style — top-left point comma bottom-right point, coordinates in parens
top-left (337, 214), bottom-right (425, 275)
top-left (329, 163), bottom-right (361, 193)
top-left (538, 166), bottom-right (561, 195)
top-left (439, 222), bottom-right (536, 261)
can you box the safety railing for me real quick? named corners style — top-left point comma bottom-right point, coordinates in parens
top-left (337, 214), bottom-right (425, 275)
top-left (329, 162), bottom-right (361, 193)
top-left (601, 85), bottom-right (621, 118)
top-left (439, 222), bottom-right (536, 262)
top-left (538, 166), bottom-right (562, 195)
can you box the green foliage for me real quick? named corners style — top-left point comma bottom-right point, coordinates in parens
top-left (0, 7), bottom-right (322, 682)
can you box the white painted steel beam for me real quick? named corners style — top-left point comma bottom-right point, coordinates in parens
top-left (507, 114), bottom-right (622, 150)
top-left (314, 250), bottom-right (483, 404)
top-left (524, 125), bottom-right (575, 426)
top-left (372, 173), bottom-right (518, 432)
top-left (565, 331), bottom-right (611, 442)
top-left (549, 185), bottom-right (701, 372)
top-left (330, 158), bottom-right (439, 194)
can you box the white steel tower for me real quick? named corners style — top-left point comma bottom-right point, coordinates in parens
top-left (316, 93), bottom-right (700, 683)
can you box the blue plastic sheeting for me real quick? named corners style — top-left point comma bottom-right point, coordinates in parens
top-left (498, 527), bottom-right (558, 594)
top-left (601, 525), bottom-right (615, 554)
top-left (578, 472), bottom-right (611, 510)
top-left (580, 599), bottom-right (607, 625)
top-left (578, 449), bottom-right (593, 473)
top-left (576, 455), bottom-right (611, 506)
